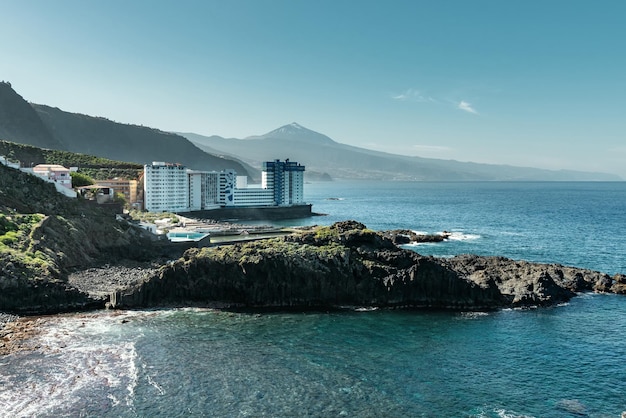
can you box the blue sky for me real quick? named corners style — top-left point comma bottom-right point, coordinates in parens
top-left (2, 1), bottom-right (625, 178)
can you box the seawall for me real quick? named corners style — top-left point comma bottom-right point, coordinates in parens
top-left (180, 204), bottom-right (314, 221)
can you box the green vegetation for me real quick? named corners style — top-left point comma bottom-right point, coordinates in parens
top-left (0, 213), bottom-right (43, 248)
top-left (0, 230), bottom-right (19, 245)
top-left (198, 235), bottom-right (348, 268)
top-left (42, 149), bottom-right (142, 169)
top-left (314, 225), bottom-right (341, 241)
top-left (0, 140), bottom-right (143, 180)
top-left (77, 167), bottom-right (143, 181)
top-left (0, 213), bottom-right (17, 235)
top-left (70, 171), bottom-right (95, 187)
top-left (128, 209), bottom-right (179, 224)
top-left (0, 212), bottom-right (54, 277)
top-left (113, 192), bottom-right (128, 207)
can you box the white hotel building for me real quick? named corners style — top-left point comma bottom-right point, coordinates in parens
top-left (143, 159), bottom-right (305, 213)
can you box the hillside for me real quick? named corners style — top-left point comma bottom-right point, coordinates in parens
top-left (182, 123), bottom-right (622, 181)
top-left (0, 82), bottom-right (63, 150)
top-left (0, 139), bottom-right (143, 180)
top-left (0, 83), bottom-right (252, 179)
top-left (0, 162), bottom-right (160, 313)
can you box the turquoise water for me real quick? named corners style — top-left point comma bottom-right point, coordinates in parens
top-left (167, 231), bottom-right (210, 241)
top-left (2, 181), bottom-right (626, 417)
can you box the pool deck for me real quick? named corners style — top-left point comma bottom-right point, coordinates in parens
top-left (167, 215), bottom-right (295, 246)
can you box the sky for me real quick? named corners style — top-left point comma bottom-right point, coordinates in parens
top-left (1, 0), bottom-right (625, 178)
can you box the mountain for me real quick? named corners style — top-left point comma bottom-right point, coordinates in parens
top-left (182, 123), bottom-right (622, 181)
top-left (0, 82), bottom-right (64, 150)
top-left (0, 83), bottom-right (251, 178)
top-left (246, 122), bottom-right (337, 145)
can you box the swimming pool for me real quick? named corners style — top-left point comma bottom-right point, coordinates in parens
top-left (167, 231), bottom-right (210, 242)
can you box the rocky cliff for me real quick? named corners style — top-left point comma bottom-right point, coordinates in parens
top-left (111, 221), bottom-right (626, 311)
top-left (0, 82), bottom-right (63, 150)
top-left (0, 163), bottom-right (163, 313)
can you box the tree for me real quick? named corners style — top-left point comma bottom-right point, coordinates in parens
top-left (70, 171), bottom-right (95, 188)
top-left (113, 191), bottom-right (127, 207)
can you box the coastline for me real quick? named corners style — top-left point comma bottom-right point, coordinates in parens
top-left (4, 219), bottom-right (626, 316)
top-left (1, 217), bottom-right (625, 356)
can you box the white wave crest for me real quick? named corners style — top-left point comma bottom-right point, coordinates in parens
top-left (1, 311), bottom-right (147, 417)
top-left (459, 311), bottom-right (490, 319)
top-left (445, 231), bottom-right (481, 241)
top-left (471, 406), bottom-right (536, 418)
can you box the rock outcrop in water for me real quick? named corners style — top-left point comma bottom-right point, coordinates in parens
top-left (110, 221), bottom-right (624, 310)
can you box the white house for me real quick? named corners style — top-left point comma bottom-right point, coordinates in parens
top-left (31, 164), bottom-right (77, 198)
top-left (0, 155), bottom-right (20, 169)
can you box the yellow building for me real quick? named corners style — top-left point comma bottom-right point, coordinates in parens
top-left (93, 179), bottom-right (140, 207)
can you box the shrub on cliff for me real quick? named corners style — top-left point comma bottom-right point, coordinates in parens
top-left (70, 171), bottom-right (95, 187)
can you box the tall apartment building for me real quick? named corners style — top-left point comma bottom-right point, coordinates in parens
top-left (188, 170), bottom-right (221, 211)
top-left (219, 169), bottom-right (236, 207)
top-left (143, 159), bottom-right (305, 213)
top-left (262, 159), bottom-right (305, 206)
top-left (144, 162), bottom-right (189, 212)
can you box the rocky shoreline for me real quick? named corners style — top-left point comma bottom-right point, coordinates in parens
top-left (0, 315), bottom-right (40, 356)
top-left (67, 260), bottom-right (161, 300)
top-left (7, 156), bottom-right (623, 356)
top-left (107, 221), bottom-right (625, 311)
top-left (3, 220), bottom-right (626, 318)
top-left (2, 220), bottom-right (626, 356)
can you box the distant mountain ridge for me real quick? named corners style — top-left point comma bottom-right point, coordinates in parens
top-left (0, 83), bottom-right (252, 178)
top-left (182, 123), bottom-right (622, 181)
top-left (0, 81), bottom-right (619, 181)
top-left (245, 122), bottom-right (337, 145)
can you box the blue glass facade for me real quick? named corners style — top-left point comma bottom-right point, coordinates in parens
top-left (262, 159), bottom-right (305, 206)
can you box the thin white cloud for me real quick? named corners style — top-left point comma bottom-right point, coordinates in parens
top-left (458, 100), bottom-right (478, 114)
top-left (393, 89), bottom-right (479, 115)
top-left (392, 89), bottom-right (435, 103)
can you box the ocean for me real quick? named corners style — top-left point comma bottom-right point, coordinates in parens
top-left (1, 181), bottom-right (626, 417)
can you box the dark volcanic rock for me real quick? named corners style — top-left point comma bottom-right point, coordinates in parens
top-left (0, 275), bottom-right (99, 314)
top-left (612, 274), bottom-right (626, 294)
top-left (0, 163), bottom-right (165, 314)
top-left (110, 221), bottom-right (622, 311)
top-left (382, 229), bottom-right (450, 245)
